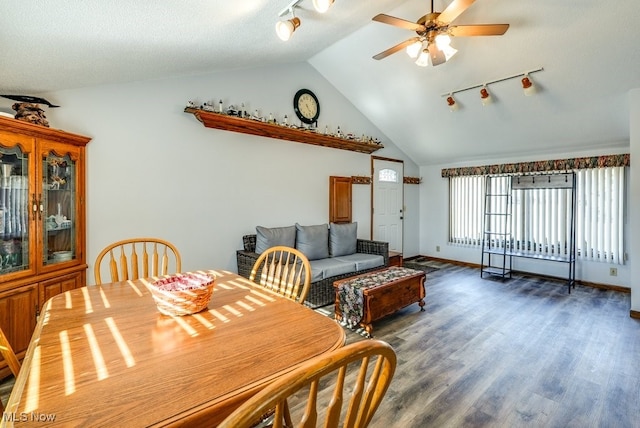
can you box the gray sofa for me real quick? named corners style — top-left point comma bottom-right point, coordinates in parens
top-left (236, 223), bottom-right (389, 308)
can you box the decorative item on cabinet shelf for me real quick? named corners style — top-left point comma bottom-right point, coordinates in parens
top-left (47, 156), bottom-right (71, 189)
top-left (404, 176), bottom-right (421, 185)
top-left (11, 102), bottom-right (50, 127)
top-left (351, 176), bottom-right (371, 185)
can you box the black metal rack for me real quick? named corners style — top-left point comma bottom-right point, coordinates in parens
top-left (480, 172), bottom-right (577, 292)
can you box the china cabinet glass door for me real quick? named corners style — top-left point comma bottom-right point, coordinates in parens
top-left (42, 153), bottom-right (76, 265)
top-left (0, 146), bottom-right (30, 274)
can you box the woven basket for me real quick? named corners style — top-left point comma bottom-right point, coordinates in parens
top-left (149, 273), bottom-right (215, 316)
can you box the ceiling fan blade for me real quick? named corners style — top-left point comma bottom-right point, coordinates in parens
top-left (428, 43), bottom-right (446, 66)
top-left (372, 14), bottom-right (426, 32)
top-left (449, 24), bottom-right (510, 36)
top-left (437, 0), bottom-right (476, 24)
top-left (373, 37), bottom-right (421, 60)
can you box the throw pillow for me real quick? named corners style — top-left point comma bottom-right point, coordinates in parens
top-left (255, 225), bottom-right (296, 254)
top-left (329, 222), bottom-right (357, 257)
top-left (295, 223), bottom-right (329, 260)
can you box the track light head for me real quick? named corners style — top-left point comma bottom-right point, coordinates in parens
top-left (447, 95), bottom-right (459, 112)
top-left (276, 16), bottom-right (301, 41)
top-left (522, 75), bottom-right (536, 96)
top-left (480, 86), bottom-right (492, 106)
top-left (313, 0), bottom-right (335, 13)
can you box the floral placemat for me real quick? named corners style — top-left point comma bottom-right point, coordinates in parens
top-left (336, 267), bottom-right (422, 329)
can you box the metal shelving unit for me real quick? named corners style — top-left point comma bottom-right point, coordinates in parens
top-left (480, 172), bottom-right (577, 292)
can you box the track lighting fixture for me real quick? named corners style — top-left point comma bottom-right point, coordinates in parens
top-left (480, 86), bottom-right (492, 106)
top-left (312, 0), bottom-right (334, 13)
top-left (441, 67), bottom-right (543, 108)
top-left (446, 94), bottom-right (459, 112)
top-left (276, 0), bottom-right (336, 41)
top-left (522, 74), bottom-right (536, 96)
top-left (276, 15), bottom-right (300, 41)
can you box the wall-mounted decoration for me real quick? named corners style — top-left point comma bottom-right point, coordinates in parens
top-left (351, 176), bottom-right (371, 184)
top-left (403, 176), bottom-right (421, 184)
top-left (185, 108), bottom-right (383, 154)
top-left (441, 153), bottom-right (630, 178)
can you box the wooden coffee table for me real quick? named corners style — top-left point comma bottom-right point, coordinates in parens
top-left (333, 266), bottom-right (426, 337)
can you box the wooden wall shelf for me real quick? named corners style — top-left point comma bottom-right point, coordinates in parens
top-left (185, 108), bottom-right (383, 154)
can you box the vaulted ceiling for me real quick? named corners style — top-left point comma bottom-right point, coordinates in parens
top-left (1, 0), bottom-right (638, 166)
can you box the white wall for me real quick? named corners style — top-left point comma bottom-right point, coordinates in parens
top-left (419, 145), bottom-right (632, 289)
top-left (0, 62), bottom-right (420, 284)
top-left (629, 88), bottom-right (640, 312)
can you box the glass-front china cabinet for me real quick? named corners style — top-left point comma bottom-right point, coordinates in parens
top-left (0, 116), bottom-right (90, 377)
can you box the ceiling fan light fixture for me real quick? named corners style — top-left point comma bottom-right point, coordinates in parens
top-left (480, 86), bottom-right (492, 106)
top-left (406, 40), bottom-right (423, 59)
top-left (522, 75), bottom-right (536, 96)
top-left (415, 49), bottom-right (431, 67)
top-left (435, 34), bottom-right (451, 49)
top-left (441, 44), bottom-right (457, 61)
top-left (312, 0), bottom-right (335, 13)
top-left (276, 16), bottom-right (301, 41)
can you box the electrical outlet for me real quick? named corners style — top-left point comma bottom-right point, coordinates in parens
top-left (609, 267), bottom-right (618, 276)
top-left (436, 245), bottom-right (440, 252)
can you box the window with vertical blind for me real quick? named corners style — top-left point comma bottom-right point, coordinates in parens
top-left (448, 175), bottom-right (484, 246)
top-left (448, 167), bottom-right (625, 264)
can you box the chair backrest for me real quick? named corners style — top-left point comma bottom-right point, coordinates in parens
top-left (249, 246), bottom-right (311, 304)
top-left (0, 325), bottom-right (21, 413)
top-left (218, 340), bottom-right (397, 428)
top-left (93, 237), bottom-right (182, 285)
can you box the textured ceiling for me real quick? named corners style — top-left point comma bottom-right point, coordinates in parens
top-left (1, 0), bottom-right (638, 166)
top-left (0, 0), bottom-right (398, 92)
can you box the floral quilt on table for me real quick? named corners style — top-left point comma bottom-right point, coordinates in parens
top-left (336, 267), bottom-right (422, 329)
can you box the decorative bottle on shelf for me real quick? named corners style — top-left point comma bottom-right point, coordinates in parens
top-left (218, 99), bottom-right (223, 113)
top-left (0, 203), bottom-right (4, 240)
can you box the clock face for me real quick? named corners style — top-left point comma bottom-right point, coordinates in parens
top-left (293, 89), bottom-right (320, 125)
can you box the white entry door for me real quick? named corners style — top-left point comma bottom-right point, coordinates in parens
top-left (372, 158), bottom-right (404, 252)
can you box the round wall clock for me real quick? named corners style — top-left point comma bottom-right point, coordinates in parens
top-left (293, 89), bottom-right (320, 125)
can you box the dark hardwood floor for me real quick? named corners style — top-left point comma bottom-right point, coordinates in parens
top-left (313, 262), bottom-right (640, 427)
top-left (1, 262), bottom-right (638, 427)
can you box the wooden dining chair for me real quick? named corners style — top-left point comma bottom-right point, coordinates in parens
top-left (0, 325), bottom-right (21, 413)
top-left (218, 339), bottom-right (397, 428)
top-left (249, 246), bottom-right (311, 304)
top-left (93, 237), bottom-right (182, 285)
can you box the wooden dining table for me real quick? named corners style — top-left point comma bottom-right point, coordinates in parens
top-left (2, 270), bottom-right (345, 427)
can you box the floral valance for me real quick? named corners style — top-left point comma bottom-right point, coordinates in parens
top-left (441, 154), bottom-right (630, 178)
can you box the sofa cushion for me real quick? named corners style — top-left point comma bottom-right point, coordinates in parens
top-left (295, 223), bottom-right (329, 260)
top-left (334, 253), bottom-right (385, 271)
top-left (329, 222), bottom-right (357, 257)
top-left (309, 258), bottom-right (357, 281)
top-left (255, 225), bottom-right (296, 254)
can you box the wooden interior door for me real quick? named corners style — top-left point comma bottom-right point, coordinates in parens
top-left (329, 176), bottom-right (352, 223)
